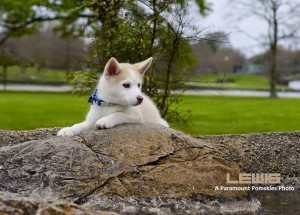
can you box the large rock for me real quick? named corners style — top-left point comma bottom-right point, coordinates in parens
top-left (0, 192), bottom-right (118, 215)
top-left (200, 132), bottom-right (300, 188)
top-left (1, 124), bottom-right (283, 214)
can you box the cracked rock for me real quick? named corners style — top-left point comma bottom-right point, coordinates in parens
top-left (0, 124), bottom-right (265, 214)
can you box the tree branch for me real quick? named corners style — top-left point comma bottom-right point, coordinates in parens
top-left (0, 13), bottom-right (96, 46)
top-left (0, 31), bottom-right (12, 46)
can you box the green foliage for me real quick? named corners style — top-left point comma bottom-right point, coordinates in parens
top-left (1, 66), bottom-right (67, 84)
top-left (0, 0), bottom-right (44, 36)
top-left (195, 0), bottom-right (211, 15)
top-left (67, 0), bottom-right (206, 128)
top-left (0, 54), bottom-right (16, 66)
top-left (0, 0), bottom-right (89, 38)
top-left (0, 0), bottom-right (209, 37)
top-left (204, 31), bottom-right (230, 52)
top-left (0, 0), bottom-right (210, 128)
top-left (188, 73), bottom-right (288, 90)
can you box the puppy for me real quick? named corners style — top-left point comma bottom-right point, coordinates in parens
top-left (57, 57), bottom-right (168, 136)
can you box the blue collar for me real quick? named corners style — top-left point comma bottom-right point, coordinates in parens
top-left (88, 89), bottom-right (115, 106)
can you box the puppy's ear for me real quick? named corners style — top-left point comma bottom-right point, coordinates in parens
top-left (104, 57), bottom-right (120, 76)
top-left (134, 57), bottom-right (153, 75)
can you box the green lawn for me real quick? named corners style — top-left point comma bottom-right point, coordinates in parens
top-left (1, 92), bottom-right (300, 136)
top-left (0, 91), bottom-right (88, 130)
top-left (178, 95), bottom-right (300, 135)
top-left (1, 67), bottom-right (289, 91)
top-left (187, 73), bottom-right (288, 91)
top-left (1, 66), bottom-right (67, 83)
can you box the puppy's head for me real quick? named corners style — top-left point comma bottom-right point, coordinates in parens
top-left (99, 57), bottom-right (152, 106)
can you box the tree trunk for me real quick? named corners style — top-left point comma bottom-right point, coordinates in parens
top-left (270, 2), bottom-right (278, 98)
top-left (146, 0), bottom-right (158, 96)
top-left (160, 34), bottom-right (180, 117)
top-left (270, 44), bottom-right (277, 98)
top-left (66, 40), bottom-right (70, 73)
top-left (3, 65), bottom-right (7, 91)
top-left (20, 64), bottom-right (25, 74)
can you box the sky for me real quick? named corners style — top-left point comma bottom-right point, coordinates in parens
top-left (188, 0), bottom-right (268, 57)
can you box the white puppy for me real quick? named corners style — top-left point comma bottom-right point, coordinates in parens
top-left (57, 57), bottom-right (169, 136)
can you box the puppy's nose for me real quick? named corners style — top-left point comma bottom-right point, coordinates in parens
top-left (137, 96), bottom-right (143, 104)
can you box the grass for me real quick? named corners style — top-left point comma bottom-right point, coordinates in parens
top-left (1, 92), bottom-right (300, 135)
top-left (176, 95), bottom-right (300, 135)
top-left (1, 66), bottom-right (67, 83)
top-left (0, 67), bottom-right (289, 91)
top-left (0, 91), bottom-right (88, 130)
top-left (187, 73), bottom-right (288, 90)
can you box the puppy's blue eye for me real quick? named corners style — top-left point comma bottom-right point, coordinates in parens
top-left (123, 83), bottom-right (130, 88)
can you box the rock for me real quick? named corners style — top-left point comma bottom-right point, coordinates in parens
top-left (0, 124), bottom-right (265, 214)
top-left (84, 195), bottom-right (261, 215)
top-left (0, 128), bottom-right (59, 147)
top-left (200, 132), bottom-right (300, 188)
top-left (0, 192), bottom-right (119, 215)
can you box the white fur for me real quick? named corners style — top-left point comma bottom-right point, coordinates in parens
top-left (57, 57), bottom-right (168, 136)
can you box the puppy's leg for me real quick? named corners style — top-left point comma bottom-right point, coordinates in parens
top-left (57, 121), bottom-right (94, 136)
top-left (57, 107), bottom-right (98, 136)
top-left (96, 112), bottom-right (141, 129)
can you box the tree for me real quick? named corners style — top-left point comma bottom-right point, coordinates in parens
top-left (203, 31), bottom-right (230, 52)
top-left (69, 0), bottom-right (208, 125)
top-left (0, 0), bottom-right (95, 45)
top-left (0, 27), bottom-right (85, 71)
top-left (0, 53), bottom-right (16, 90)
top-left (231, 0), bottom-right (300, 97)
top-left (0, 0), bottom-right (209, 127)
top-left (250, 46), bottom-right (300, 83)
top-left (192, 41), bottom-right (245, 74)
top-left (0, 0), bottom-right (208, 44)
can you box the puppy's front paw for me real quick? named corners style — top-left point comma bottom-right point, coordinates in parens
top-left (57, 127), bottom-right (76, 136)
top-left (95, 118), bottom-right (115, 129)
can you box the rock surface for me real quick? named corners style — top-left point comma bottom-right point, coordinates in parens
top-left (0, 192), bottom-right (118, 215)
top-left (200, 132), bottom-right (300, 188)
top-left (2, 125), bottom-right (298, 214)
